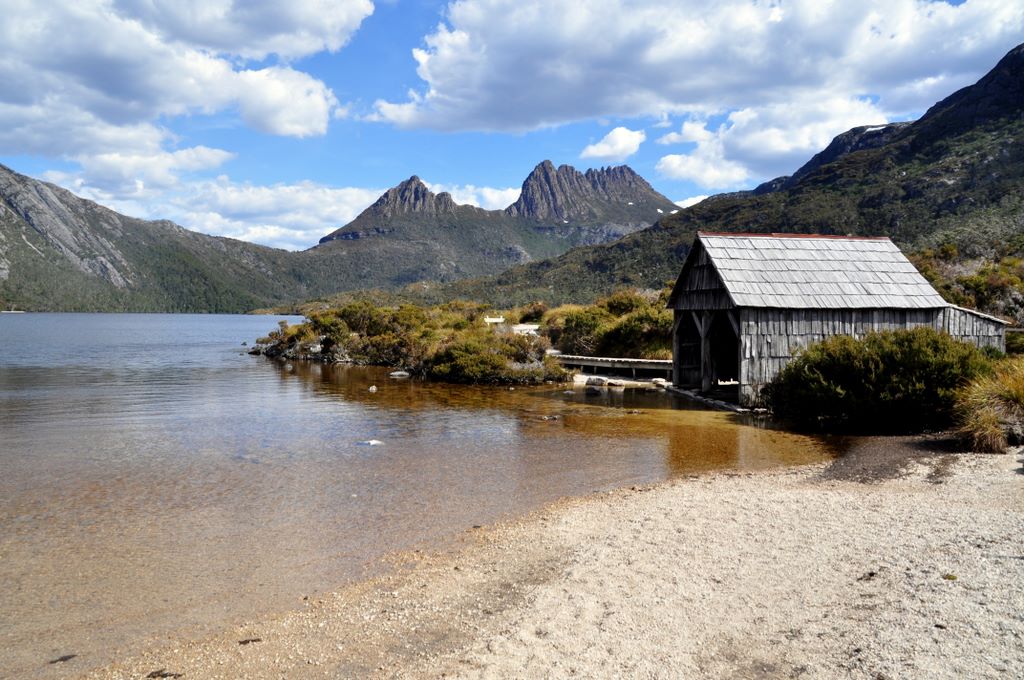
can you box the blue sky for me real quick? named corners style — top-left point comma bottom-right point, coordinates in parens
top-left (0, 0), bottom-right (1021, 250)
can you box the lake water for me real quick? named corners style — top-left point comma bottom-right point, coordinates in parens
top-left (0, 313), bottom-right (833, 678)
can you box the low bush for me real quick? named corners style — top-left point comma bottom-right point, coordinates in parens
top-left (956, 358), bottom-right (1024, 452)
top-left (255, 298), bottom-right (564, 385)
top-left (424, 335), bottom-right (566, 384)
top-left (541, 288), bottom-right (673, 359)
top-left (558, 306), bottom-right (615, 355)
top-left (596, 306), bottom-right (673, 359)
top-left (598, 289), bottom-right (651, 316)
top-left (763, 328), bottom-right (993, 433)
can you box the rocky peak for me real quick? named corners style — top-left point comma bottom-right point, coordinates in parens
top-left (506, 161), bottom-right (665, 221)
top-left (370, 176), bottom-right (456, 218)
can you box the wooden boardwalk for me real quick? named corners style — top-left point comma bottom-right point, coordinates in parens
top-left (553, 354), bottom-right (673, 379)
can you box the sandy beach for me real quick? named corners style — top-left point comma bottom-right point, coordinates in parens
top-left (80, 439), bottom-right (1023, 680)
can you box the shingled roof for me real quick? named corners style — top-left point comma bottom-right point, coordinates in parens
top-left (673, 232), bottom-right (949, 309)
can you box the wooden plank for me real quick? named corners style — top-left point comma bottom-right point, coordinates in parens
top-left (700, 311), bottom-right (714, 392)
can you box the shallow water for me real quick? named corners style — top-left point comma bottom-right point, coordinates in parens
top-left (0, 313), bottom-right (833, 678)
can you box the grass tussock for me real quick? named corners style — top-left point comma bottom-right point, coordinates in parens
top-left (956, 357), bottom-right (1024, 453)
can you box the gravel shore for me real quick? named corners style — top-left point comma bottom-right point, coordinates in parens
top-left (86, 442), bottom-right (1023, 680)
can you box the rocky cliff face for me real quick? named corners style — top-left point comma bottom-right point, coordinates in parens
top-left (0, 164), bottom-right (135, 288)
top-left (319, 176), bottom-right (461, 243)
top-left (506, 161), bottom-right (672, 221)
top-left (371, 176), bottom-right (457, 218)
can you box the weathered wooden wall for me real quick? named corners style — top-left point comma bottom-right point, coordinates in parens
top-left (939, 307), bottom-right (1006, 351)
top-left (737, 307), bottom-right (1006, 405)
top-left (669, 244), bottom-right (735, 311)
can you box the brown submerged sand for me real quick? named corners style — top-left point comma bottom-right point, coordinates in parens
top-left (84, 442), bottom-right (1023, 680)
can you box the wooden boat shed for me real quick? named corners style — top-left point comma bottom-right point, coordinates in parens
top-left (667, 232), bottom-right (1008, 406)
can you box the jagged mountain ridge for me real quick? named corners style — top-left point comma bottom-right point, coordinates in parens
top-left (0, 159), bottom-right (676, 311)
top-left (506, 161), bottom-right (672, 224)
top-left (310, 163), bottom-right (676, 292)
top-left (434, 43), bottom-right (1024, 321)
top-left (320, 162), bottom-right (677, 246)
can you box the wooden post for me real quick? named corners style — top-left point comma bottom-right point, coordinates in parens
top-left (693, 310), bottom-right (715, 393)
top-left (672, 309), bottom-right (684, 386)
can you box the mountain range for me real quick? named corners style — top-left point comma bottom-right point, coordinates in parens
top-left (0, 161), bottom-right (675, 311)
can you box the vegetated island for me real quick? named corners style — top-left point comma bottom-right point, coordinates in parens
top-left (248, 289), bottom-right (673, 385)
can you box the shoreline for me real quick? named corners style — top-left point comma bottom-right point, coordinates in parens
top-left (83, 440), bottom-right (1023, 679)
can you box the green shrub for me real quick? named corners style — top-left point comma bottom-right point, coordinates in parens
top-left (540, 304), bottom-right (586, 346)
top-left (338, 300), bottom-right (393, 336)
top-left (763, 328), bottom-right (993, 433)
top-left (596, 307), bottom-right (673, 358)
top-left (425, 335), bottom-right (563, 384)
top-left (598, 289), bottom-right (651, 316)
top-left (956, 357), bottom-right (1024, 452)
top-left (307, 311), bottom-right (350, 352)
top-left (557, 307), bottom-right (614, 355)
top-left (425, 339), bottom-right (509, 383)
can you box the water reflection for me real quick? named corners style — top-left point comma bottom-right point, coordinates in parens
top-left (1, 315), bottom-right (832, 679)
top-left (275, 359), bottom-right (828, 477)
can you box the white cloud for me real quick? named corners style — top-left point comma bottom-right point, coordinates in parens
top-left (657, 152), bottom-right (749, 189)
top-left (580, 127), bottom-right (646, 161)
top-left (656, 120), bottom-right (711, 146)
top-left (177, 179), bottom-right (383, 250)
top-left (655, 95), bottom-right (889, 185)
top-left (374, 0), bottom-right (1022, 131)
top-left (423, 182), bottom-right (521, 210)
top-left (43, 146), bottom-right (236, 211)
top-left (234, 67), bottom-right (341, 136)
top-left (675, 195), bottom-right (708, 209)
top-left (0, 1), bottom-right (372, 163)
top-left (113, 0), bottom-right (374, 60)
top-left (656, 118), bottom-right (750, 188)
top-left (372, 0), bottom-right (1022, 187)
top-left (42, 167), bottom-right (383, 251)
